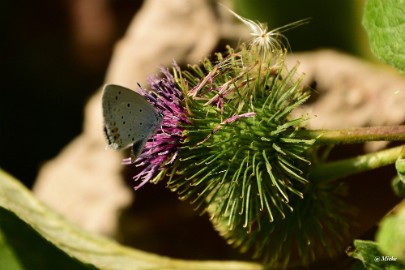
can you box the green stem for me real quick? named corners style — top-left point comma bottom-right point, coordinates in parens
top-left (310, 145), bottom-right (404, 182)
top-left (297, 125), bottom-right (405, 145)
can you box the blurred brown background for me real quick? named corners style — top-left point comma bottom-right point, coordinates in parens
top-left (1, 0), bottom-right (142, 186)
top-left (0, 0), bottom-right (367, 187)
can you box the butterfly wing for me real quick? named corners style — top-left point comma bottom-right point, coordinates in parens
top-left (102, 84), bottom-right (161, 150)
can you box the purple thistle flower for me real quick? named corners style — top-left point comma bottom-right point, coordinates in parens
top-left (123, 68), bottom-right (189, 190)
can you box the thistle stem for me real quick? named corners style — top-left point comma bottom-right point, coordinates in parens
top-left (296, 125), bottom-right (405, 145)
top-left (310, 145), bottom-right (404, 182)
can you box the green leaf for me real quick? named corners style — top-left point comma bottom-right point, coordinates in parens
top-left (363, 0), bottom-right (405, 73)
top-left (0, 169), bottom-right (262, 270)
top-left (392, 176), bottom-right (405, 197)
top-left (348, 240), bottom-right (405, 270)
top-left (392, 149), bottom-right (405, 197)
top-left (376, 200), bottom-right (405, 264)
top-left (395, 150), bottom-right (405, 183)
top-left (0, 225), bottom-right (25, 270)
top-left (0, 208), bottom-right (95, 270)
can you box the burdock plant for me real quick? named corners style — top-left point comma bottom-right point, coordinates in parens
top-left (114, 10), bottom-right (405, 268)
